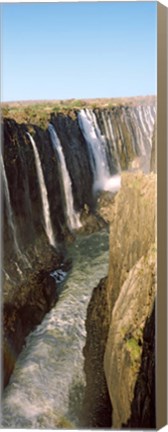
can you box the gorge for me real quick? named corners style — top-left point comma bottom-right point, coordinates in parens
top-left (1, 97), bottom-right (156, 428)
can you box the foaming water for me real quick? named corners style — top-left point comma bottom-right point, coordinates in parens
top-left (94, 174), bottom-right (121, 194)
top-left (2, 230), bottom-right (109, 428)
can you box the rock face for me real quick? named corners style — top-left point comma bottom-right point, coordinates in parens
top-left (106, 172), bottom-right (156, 311)
top-left (104, 246), bottom-right (156, 428)
top-left (124, 301), bottom-right (155, 428)
top-left (3, 247), bottom-right (71, 388)
top-left (81, 277), bottom-right (112, 427)
top-left (50, 113), bottom-right (94, 211)
top-left (2, 100), bottom-right (156, 390)
top-left (83, 172), bottom-right (156, 428)
top-left (2, 103), bottom-right (156, 281)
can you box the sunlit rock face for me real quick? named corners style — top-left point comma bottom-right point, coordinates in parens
top-left (104, 246), bottom-right (156, 428)
top-left (82, 172), bottom-right (156, 429)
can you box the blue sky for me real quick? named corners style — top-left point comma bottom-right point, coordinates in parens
top-left (1, 2), bottom-right (157, 102)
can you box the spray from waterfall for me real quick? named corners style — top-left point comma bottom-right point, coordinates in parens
top-left (78, 109), bottom-right (121, 194)
top-left (48, 124), bottom-right (81, 230)
top-left (27, 133), bottom-right (56, 247)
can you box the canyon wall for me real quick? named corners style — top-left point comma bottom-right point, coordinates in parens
top-left (2, 99), bottom-right (156, 391)
top-left (82, 172), bottom-right (156, 428)
top-left (2, 102), bottom-right (156, 280)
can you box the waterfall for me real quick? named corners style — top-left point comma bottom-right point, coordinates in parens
top-left (27, 133), bottom-right (56, 247)
top-left (48, 124), bottom-right (81, 230)
top-left (1, 155), bottom-right (30, 270)
top-left (1, 155), bottom-right (21, 256)
top-left (78, 109), bottom-right (121, 194)
top-left (132, 106), bottom-right (155, 155)
top-left (92, 105), bottom-right (156, 171)
top-left (119, 105), bottom-right (156, 159)
top-left (78, 109), bottom-right (109, 192)
top-left (102, 111), bottom-right (121, 171)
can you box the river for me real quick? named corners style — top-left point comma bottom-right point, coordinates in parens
top-left (2, 229), bottom-right (109, 428)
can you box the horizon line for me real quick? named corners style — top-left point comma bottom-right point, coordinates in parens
top-left (1, 94), bottom-right (157, 105)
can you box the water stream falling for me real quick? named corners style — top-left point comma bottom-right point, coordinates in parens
top-left (48, 124), bottom-right (81, 230)
top-left (101, 111), bottom-right (121, 171)
top-left (27, 133), bottom-right (56, 247)
top-left (1, 155), bottom-right (21, 256)
top-left (2, 230), bottom-right (109, 428)
top-left (78, 109), bottom-right (121, 194)
top-left (1, 155), bottom-right (30, 270)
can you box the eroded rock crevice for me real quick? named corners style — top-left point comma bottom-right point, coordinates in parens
top-left (81, 277), bottom-right (112, 427)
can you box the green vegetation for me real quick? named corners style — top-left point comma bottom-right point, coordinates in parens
top-left (2, 100), bottom-right (88, 127)
top-left (1, 95), bottom-right (156, 128)
top-left (126, 337), bottom-right (142, 363)
top-left (56, 417), bottom-right (75, 428)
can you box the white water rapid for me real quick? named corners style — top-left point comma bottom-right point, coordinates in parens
top-left (48, 124), bottom-right (81, 230)
top-left (78, 109), bottom-right (121, 194)
top-left (2, 230), bottom-right (109, 428)
top-left (27, 133), bottom-right (56, 247)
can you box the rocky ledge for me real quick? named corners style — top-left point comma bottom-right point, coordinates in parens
top-left (82, 171), bottom-right (156, 428)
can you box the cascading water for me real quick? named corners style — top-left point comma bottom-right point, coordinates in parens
top-left (78, 109), bottom-right (110, 193)
top-left (93, 105), bottom-right (156, 172)
top-left (48, 124), bottom-right (81, 230)
top-left (78, 109), bottom-right (121, 194)
top-left (2, 230), bottom-right (109, 428)
top-left (101, 111), bottom-right (121, 171)
top-left (1, 155), bottom-right (30, 270)
top-left (1, 155), bottom-right (21, 256)
top-left (121, 105), bottom-right (156, 157)
top-left (27, 133), bottom-right (56, 247)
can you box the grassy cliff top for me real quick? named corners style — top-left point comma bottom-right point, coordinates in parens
top-left (1, 95), bottom-right (156, 128)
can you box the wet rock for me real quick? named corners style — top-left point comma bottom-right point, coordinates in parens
top-left (50, 113), bottom-right (94, 212)
top-left (3, 251), bottom-right (71, 388)
top-left (81, 277), bottom-right (112, 427)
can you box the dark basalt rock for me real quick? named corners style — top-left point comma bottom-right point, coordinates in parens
top-left (3, 253), bottom-right (72, 388)
top-left (50, 112), bottom-right (94, 211)
top-left (81, 277), bottom-right (112, 428)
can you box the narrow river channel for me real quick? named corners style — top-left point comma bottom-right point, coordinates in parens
top-left (2, 229), bottom-right (109, 428)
